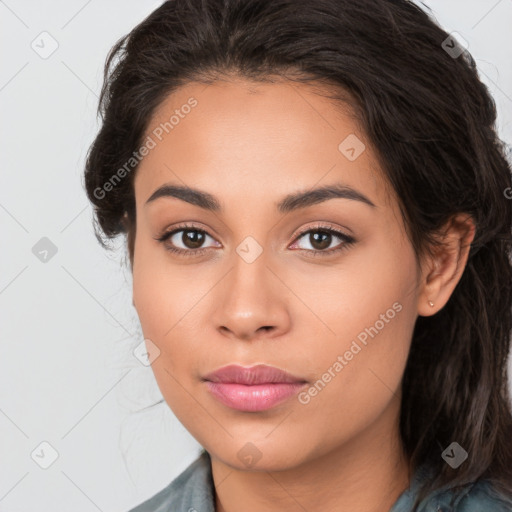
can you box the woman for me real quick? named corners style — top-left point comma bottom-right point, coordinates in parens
top-left (83, 0), bottom-right (512, 510)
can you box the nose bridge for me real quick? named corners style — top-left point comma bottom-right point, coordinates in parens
top-left (227, 220), bottom-right (273, 293)
top-left (227, 238), bottom-right (273, 313)
top-left (212, 235), bottom-right (289, 339)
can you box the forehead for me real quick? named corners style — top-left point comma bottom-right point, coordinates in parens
top-left (134, 77), bottom-right (393, 213)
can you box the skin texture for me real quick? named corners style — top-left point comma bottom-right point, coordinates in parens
top-left (131, 77), bottom-right (475, 512)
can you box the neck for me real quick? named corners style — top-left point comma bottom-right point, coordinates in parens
top-left (211, 403), bottom-right (411, 512)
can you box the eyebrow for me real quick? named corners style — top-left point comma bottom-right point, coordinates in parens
top-left (144, 182), bottom-right (376, 212)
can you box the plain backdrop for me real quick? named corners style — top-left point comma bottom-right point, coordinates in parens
top-left (1, 1), bottom-right (511, 511)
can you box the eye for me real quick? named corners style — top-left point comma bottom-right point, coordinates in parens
top-left (289, 224), bottom-right (356, 257)
top-left (154, 223), bottom-right (220, 257)
top-left (154, 222), bottom-right (356, 258)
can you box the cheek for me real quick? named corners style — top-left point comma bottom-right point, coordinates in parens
top-left (132, 254), bottom-right (200, 416)
top-left (132, 232), bottom-right (183, 333)
top-left (131, 240), bottom-right (210, 376)
top-left (301, 230), bottom-right (416, 343)
top-left (301, 236), bottom-right (418, 404)
top-left (132, 260), bottom-right (170, 339)
top-left (131, 241), bottom-right (184, 378)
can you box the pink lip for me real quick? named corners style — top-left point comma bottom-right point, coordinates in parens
top-left (203, 364), bottom-right (307, 412)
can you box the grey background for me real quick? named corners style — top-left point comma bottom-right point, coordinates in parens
top-left (1, 1), bottom-right (511, 511)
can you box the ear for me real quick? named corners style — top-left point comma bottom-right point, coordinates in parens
top-left (417, 213), bottom-right (476, 317)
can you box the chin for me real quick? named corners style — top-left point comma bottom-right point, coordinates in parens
top-left (205, 435), bottom-right (313, 472)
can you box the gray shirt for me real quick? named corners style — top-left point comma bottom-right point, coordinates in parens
top-left (128, 450), bottom-right (512, 511)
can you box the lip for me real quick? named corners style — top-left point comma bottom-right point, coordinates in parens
top-left (203, 364), bottom-right (307, 412)
top-left (203, 364), bottom-right (306, 385)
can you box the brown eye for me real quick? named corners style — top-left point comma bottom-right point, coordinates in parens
top-left (180, 229), bottom-right (206, 249)
top-left (155, 224), bottom-right (220, 257)
top-left (289, 225), bottom-right (356, 257)
top-left (307, 231), bottom-right (332, 251)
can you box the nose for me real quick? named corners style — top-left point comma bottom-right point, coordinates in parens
top-left (211, 249), bottom-right (291, 342)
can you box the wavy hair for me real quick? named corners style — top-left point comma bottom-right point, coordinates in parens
top-left (83, 0), bottom-right (512, 508)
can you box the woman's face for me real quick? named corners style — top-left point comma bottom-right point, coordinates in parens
top-left (131, 77), bottom-right (424, 470)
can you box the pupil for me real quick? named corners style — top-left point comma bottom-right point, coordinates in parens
top-left (183, 230), bottom-right (204, 249)
top-left (311, 231), bottom-right (330, 250)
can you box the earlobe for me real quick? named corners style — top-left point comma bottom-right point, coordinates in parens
top-left (417, 213), bottom-right (476, 317)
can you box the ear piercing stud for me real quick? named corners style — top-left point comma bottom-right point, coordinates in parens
top-left (428, 301), bottom-right (434, 307)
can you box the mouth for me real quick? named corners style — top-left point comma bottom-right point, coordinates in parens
top-left (202, 364), bottom-right (308, 412)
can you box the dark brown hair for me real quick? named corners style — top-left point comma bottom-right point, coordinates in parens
top-left (83, 0), bottom-right (512, 508)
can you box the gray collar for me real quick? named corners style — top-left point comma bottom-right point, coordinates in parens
top-left (129, 449), bottom-right (511, 512)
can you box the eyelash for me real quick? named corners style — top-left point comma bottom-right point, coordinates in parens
top-left (154, 222), bottom-right (356, 258)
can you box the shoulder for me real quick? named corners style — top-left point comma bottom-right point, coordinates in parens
top-left (444, 479), bottom-right (512, 512)
top-left (127, 450), bottom-right (215, 512)
top-left (392, 464), bottom-right (512, 512)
